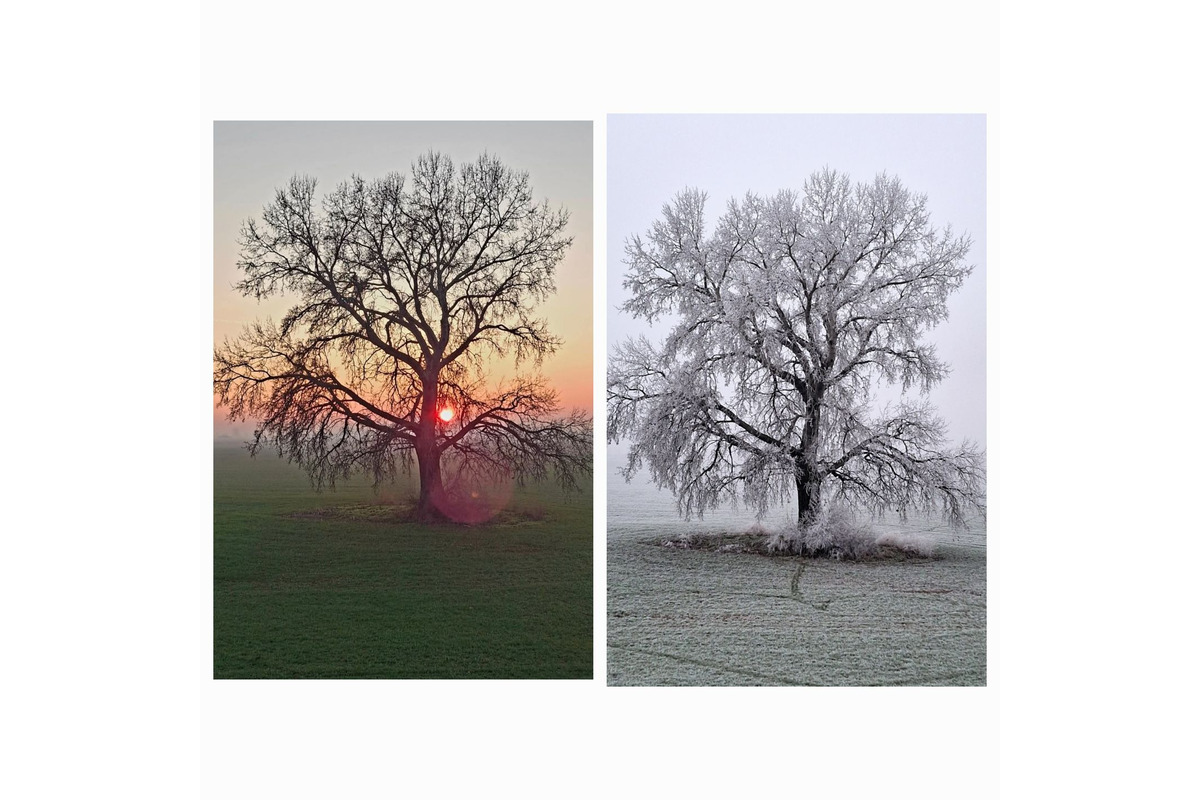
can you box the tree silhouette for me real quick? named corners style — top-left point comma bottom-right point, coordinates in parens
top-left (608, 169), bottom-right (984, 537)
top-left (215, 152), bottom-right (591, 521)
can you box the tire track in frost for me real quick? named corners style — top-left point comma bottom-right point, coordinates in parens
top-left (608, 642), bottom-right (804, 686)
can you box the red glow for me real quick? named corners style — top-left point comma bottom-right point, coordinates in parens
top-left (438, 407), bottom-right (455, 422)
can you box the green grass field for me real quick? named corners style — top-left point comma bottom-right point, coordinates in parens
top-left (214, 443), bottom-right (592, 679)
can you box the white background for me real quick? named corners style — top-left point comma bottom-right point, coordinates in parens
top-left (4, 1), bottom-right (1196, 797)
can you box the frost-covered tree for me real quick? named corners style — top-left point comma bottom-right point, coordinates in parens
top-left (215, 152), bottom-right (591, 522)
top-left (608, 168), bottom-right (984, 534)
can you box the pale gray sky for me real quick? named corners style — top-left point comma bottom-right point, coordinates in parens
top-left (607, 114), bottom-right (986, 448)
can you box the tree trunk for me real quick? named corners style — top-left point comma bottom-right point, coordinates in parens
top-left (795, 466), bottom-right (821, 525)
top-left (414, 433), bottom-right (446, 521)
top-left (413, 372), bottom-right (446, 522)
top-left (796, 392), bottom-right (823, 527)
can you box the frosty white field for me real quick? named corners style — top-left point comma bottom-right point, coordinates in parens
top-left (607, 476), bottom-right (986, 686)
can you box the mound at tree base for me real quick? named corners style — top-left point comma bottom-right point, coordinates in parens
top-left (655, 530), bottom-right (943, 562)
top-left (288, 500), bottom-right (548, 527)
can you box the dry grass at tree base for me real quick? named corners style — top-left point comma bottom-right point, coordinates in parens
top-left (287, 499), bottom-right (550, 526)
top-left (659, 530), bottom-right (938, 561)
top-left (658, 509), bottom-right (943, 561)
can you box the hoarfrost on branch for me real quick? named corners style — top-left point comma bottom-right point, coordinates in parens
top-left (608, 168), bottom-right (985, 527)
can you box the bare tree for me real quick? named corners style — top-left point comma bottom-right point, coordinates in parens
top-left (215, 152), bottom-right (591, 521)
top-left (608, 169), bottom-right (984, 538)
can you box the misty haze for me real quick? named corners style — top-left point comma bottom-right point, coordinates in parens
top-left (213, 122), bottom-right (594, 679)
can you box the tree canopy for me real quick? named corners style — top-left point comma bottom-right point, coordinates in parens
top-left (215, 152), bottom-right (591, 521)
top-left (608, 168), bottom-right (984, 530)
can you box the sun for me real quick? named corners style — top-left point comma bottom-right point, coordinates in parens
top-left (438, 407), bottom-right (455, 423)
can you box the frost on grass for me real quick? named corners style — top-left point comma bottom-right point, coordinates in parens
top-left (766, 506), bottom-right (874, 559)
top-left (659, 506), bottom-right (939, 561)
top-left (874, 531), bottom-right (937, 558)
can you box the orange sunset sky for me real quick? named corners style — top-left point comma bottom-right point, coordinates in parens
top-left (213, 121), bottom-right (594, 439)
